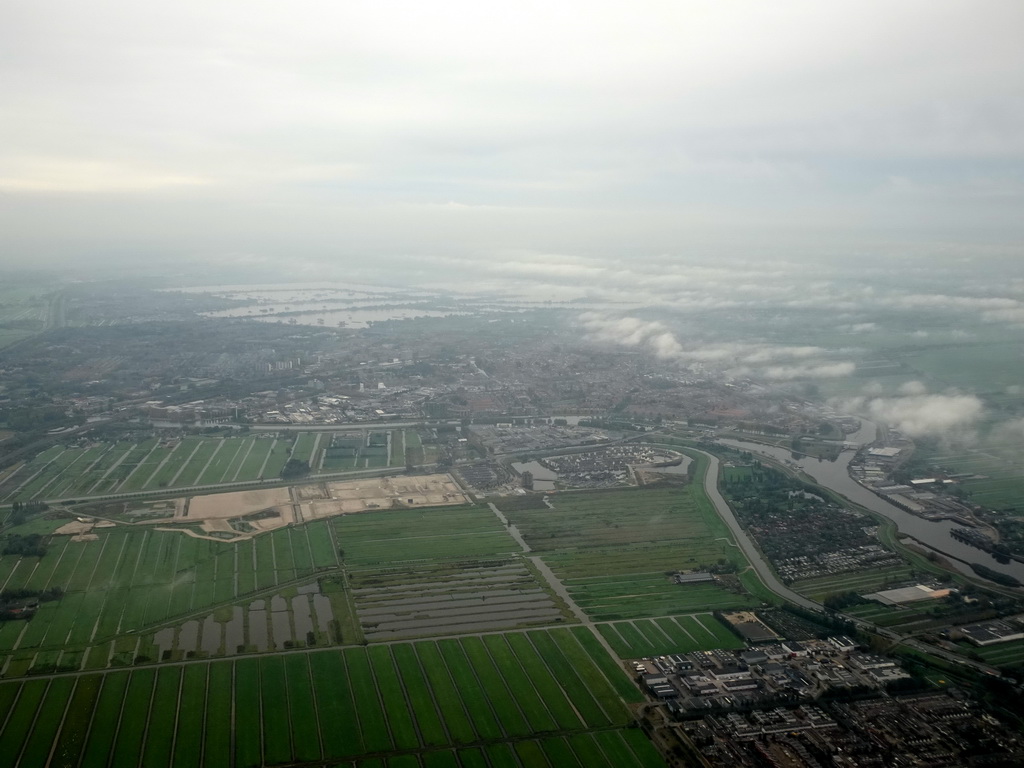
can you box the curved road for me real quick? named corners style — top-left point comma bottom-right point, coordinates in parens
top-left (694, 447), bottom-right (1001, 675)
top-left (694, 448), bottom-right (823, 612)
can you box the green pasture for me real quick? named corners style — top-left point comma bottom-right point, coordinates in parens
top-left (0, 627), bottom-right (660, 768)
top-left (0, 519), bottom-right (341, 662)
top-left (0, 435), bottom-right (294, 502)
top-left (791, 565), bottom-right (918, 602)
top-left (334, 505), bottom-right (519, 565)
top-left (566, 573), bottom-right (757, 621)
top-left (597, 613), bottom-right (745, 658)
top-left (496, 484), bottom-right (736, 555)
top-left (491, 465), bottom-right (757, 621)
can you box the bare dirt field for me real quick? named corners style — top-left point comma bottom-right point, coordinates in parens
top-left (186, 487), bottom-right (293, 519)
top-left (307, 474), bottom-right (465, 520)
top-left (153, 473), bottom-right (467, 542)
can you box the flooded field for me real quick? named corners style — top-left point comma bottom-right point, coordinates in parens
top-left (147, 579), bottom-right (339, 659)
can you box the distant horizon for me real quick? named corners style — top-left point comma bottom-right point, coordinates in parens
top-left (2, 1), bottom-right (1022, 270)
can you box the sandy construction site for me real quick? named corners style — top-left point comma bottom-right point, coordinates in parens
top-left (161, 473), bottom-right (467, 541)
top-left (299, 475), bottom-right (466, 520)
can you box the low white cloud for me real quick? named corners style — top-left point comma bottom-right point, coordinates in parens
top-left (580, 312), bottom-right (854, 380)
top-left (898, 380), bottom-right (928, 395)
top-left (753, 362), bottom-right (856, 380)
top-left (983, 307), bottom-right (1024, 324)
top-left (839, 322), bottom-right (877, 333)
top-left (578, 313), bottom-right (684, 359)
top-left (836, 393), bottom-right (984, 439)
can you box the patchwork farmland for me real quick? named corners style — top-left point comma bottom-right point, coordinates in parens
top-left (0, 520), bottom-right (342, 675)
top-left (352, 560), bottom-right (569, 640)
top-left (597, 613), bottom-right (746, 658)
top-left (494, 482), bottom-right (758, 622)
top-left (0, 628), bottom-right (660, 768)
top-left (0, 457), bottom-right (785, 767)
top-left (0, 429), bottom-right (428, 504)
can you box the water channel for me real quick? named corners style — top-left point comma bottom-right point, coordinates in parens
top-left (718, 420), bottom-right (1024, 585)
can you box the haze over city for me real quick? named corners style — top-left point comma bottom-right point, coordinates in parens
top-left (3, 3), bottom-right (1024, 767)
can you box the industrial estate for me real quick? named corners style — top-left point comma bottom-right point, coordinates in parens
top-left (1, 277), bottom-right (1024, 767)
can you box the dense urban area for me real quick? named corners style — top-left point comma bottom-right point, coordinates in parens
top-left (1, 274), bottom-right (1024, 767)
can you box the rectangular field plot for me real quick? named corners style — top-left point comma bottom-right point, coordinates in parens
top-left (791, 566), bottom-right (917, 602)
top-left (598, 613), bottom-right (745, 658)
top-left (496, 486), bottom-right (734, 554)
top-left (0, 433), bottom-right (301, 504)
top-left (352, 559), bottom-right (567, 640)
top-left (0, 521), bottom-right (337, 660)
top-left (317, 430), bottom-right (412, 471)
top-left (496, 485), bottom-right (755, 621)
top-left (0, 629), bottom-right (661, 767)
top-left (334, 505), bottom-right (519, 565)
top-left (564, 570), bottom-right (758, 621)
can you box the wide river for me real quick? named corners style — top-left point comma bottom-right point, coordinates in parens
top-left (718, 420), bottom-right (1024, 585)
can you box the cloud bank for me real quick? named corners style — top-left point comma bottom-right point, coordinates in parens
top-left (836, 392), bottom-right (985, 439)
top-left (579, 312), bottom-right (855, 379)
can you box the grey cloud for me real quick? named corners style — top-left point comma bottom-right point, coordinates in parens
top-left (2, 1), bottom-right (1024, 266)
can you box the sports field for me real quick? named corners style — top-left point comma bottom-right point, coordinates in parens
top-left (0, 627), bottom-right (659, 768)
top-left (955, 638), bottom-right (1024, 668)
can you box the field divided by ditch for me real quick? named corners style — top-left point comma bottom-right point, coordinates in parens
top-left (0, 627), bottom-right (657, 768)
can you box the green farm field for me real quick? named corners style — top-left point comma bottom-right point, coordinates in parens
top-left (597, 612), bottom-right (745, 658)
top-left (0, 429), bottom-right (427, 505)
top-left (790, 565), bottom-right (918, 602)
top-left (916, 443), bottom-right (1024, 513)
top-left (0, 519), bottom-right (342, 671)
top-left (0, 469), bottom-right (760, 767)
top-left (334, 504), bottom-right (520, 565)
top-left (0, 435), bottom-right (292, 502)
top-left (496, 474), bottom-right (757, 621)
top-left (0, 628), bottom-right (660, 768)
top-left (564, 571), bottom-right (757, 621)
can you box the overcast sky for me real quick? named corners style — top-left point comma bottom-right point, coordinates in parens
top-left (2, 1), bottom-right (1023, 274)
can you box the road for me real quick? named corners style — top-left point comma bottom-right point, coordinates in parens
top-left (44, 291), bottom-right (66, 330)
top-left (36, 464), bottom-right (437, 507)
top-left (691, 448), bottom-right (823, 612)
top-left (248, 420), bottom-right (460, 431)
top-left (692, 446), bottom-right (1001, 676)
